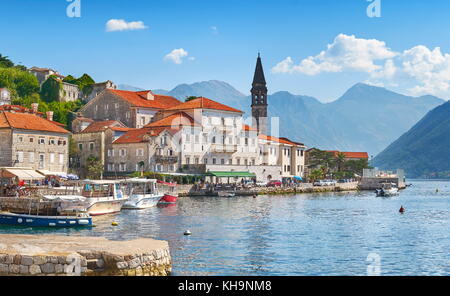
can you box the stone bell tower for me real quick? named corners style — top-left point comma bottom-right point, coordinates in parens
top-left (251, 53), bottom-right (268, 135)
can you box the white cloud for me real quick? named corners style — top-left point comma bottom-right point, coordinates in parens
top-left (272, 34), bottom-right (396, 75)
top-left (164, 48), bottom-right (190, 64)
top-left (273, 33), bottom-right (450, 98)
top-left (106, 19), bottom-right (148, 32)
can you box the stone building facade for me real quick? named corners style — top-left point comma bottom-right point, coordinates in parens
top-left (70, 120), bottom-right (133, 178)
top-left (79, 89), bottom-right (181, 128)
top-left (0, 111), bottom-right (70, 173)
top-left (84, 80), bottom-right (117, 103)
top-left (60, 82), bottom-right (81, 102)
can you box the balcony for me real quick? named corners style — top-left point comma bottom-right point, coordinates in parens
top-left (154, 155), bottom-right (178, 164)
top-left (210, 144), bottom-right (238, 154)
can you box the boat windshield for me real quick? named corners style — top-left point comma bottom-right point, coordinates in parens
top-left (82, 183), bottom-right (114, 197)
top-left (124, 182), bottom-right (156, 195)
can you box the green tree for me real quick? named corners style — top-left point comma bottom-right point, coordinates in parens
top-left (40, 75), bottom-right (62, 102)
top-left (0, 67), bottom-right (40, 98)
top-left (0, 54), bottom-right (14, 68)
top-left (335, 152), bottom-right (346, 172)
top-left (86, 156), bottom-right (104, 179)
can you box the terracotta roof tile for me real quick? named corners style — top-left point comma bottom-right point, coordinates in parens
top-left (81, 120), bottom-right (125, 133)
top-left (109, 89), bottom-right (181, 109)
top-left (327, 151), bottom-right (369, 159)
top-left (165, 97), bottom-right (242, 113)
top-left (144, 112), bottom-right (199, 128)
top-left (259, 134), bottom-right (304, 146)
top-left (0, 111), bottom-right (69, 134)
top-left (113, 127), bottom-right (181, 144)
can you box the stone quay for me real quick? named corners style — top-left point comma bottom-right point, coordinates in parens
top-left (0, 234), bottom-right (171, 276)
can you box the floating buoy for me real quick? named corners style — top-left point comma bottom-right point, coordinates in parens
top-left (184, 230), bottom-right (192, 236)
top-left (253, 194), bottom-right (257, 199)
top-left (399, 206), bottom-right (405, 214)
top-left (436, 189), bottom-right (439, 193)
top-left (112, 222), bottom-right (119, 226)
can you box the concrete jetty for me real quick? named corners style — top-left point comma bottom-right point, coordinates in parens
top-left (0, 234), bottom-right (171, 276)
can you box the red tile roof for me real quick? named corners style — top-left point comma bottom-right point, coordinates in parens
top-left (113, 127), bottom-right (180, 144)
top-left (81, 120), bottom-right (126, 133)
top-left (0, 111), bottom-right (69, 134)
top-left (144, 112), bottom-right (199, 128)
top-left (259, 134), bottom-right (304, 146)
top-left (164, 97), bottom-right (243, 113)
top-left (327, 151), bottom-right (369, 159)
top-left (243, 124), bottom-right (257, 132)
top-left (0, 105), bottom-right (44, 116)
top-left (109, 89), bottom-right (181, 109)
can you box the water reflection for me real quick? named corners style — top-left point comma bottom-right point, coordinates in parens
top-left (0, 180), bottom-right (448, 275)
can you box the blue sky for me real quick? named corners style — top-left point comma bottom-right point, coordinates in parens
top-left (2, 0), bottom-right (450, 102)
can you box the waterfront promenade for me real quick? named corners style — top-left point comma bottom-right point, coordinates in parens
top-left (0, 234), bottom-right (171, 276)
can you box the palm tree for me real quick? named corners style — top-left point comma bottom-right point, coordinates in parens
top-left (335, 152), bottom-right (347, 172)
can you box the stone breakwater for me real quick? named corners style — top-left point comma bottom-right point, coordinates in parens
top-left (0, 234), bottom-right (171, 276)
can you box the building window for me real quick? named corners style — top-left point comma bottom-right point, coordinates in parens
top-left (39, 138), bottom-right (45, 145)
top-left (244, 159), bottom-right (248, 166)
top-left (78, 143), bottom-right (83, 151)
top-left (39, 154), bottom-right (44, 169)
top-left (237, 158), bottom-right (240, 165)
top-left (49, 139), bottom-right (56, 145)
top-left (228, 159), bottom-right (232, 165)
top-left (108, 149), bottom-right (114, 157)
top-left (221, 159), bottom-right (225, 165)
top-left (29, 137), bottom-right (34, 143)
top-left (141, 116), bottom-right (146, 126)
top-left (18, 136), bottom-right (23, 143)
top-left (204, 158), bottom-right (208, 164)
top-left (119, 163), bottom-right (127, 172)
top-left (186, 157), bottom-right (190, 165)
top-left (29, 152), bottom-right (34, 163)
top-left (50, 153), bottom-right (55, 164)
top-left (212, 158), bottom-right (216, 165)
top-left (126, 111), bottom-right (130, 119)
top-left (119, 149), bottom-right (126, 157)
top-left (136, 148), bottom-right (144, 156)
top-left (195, 158), bottom-right (199, 165)
top-left (89, 142), bottom-right (94, 151)
top-left (251, 159), bottom-right (255, 165)
top-left (59, 154), bottom-right (64, 165)
top-left (108, 164), bottom-right (114, 172)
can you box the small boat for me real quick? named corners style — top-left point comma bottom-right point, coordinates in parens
top-left (218, 191), bottom-right (236, 198)
top-left (158, 194), bottom-right (178, 204)
top-left (44, 180), bottom-right (128, 216)
top-left (156, 180), bottom-right (178, 204)
top-left (376, 183), bottom-right (399, 197)
top-left (121, 179), bottom-right (164, 210)
top-left (0, 211), bottom-right (92, 228)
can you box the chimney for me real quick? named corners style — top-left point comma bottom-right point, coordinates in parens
top-left (46, 111), bottom-right (54, 121)
top-left (31, 103), bottom-right (39, 113)
top-left (146, 91), bottom-right (155, 101)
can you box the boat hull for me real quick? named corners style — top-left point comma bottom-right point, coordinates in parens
top-left (122, 194), bottom-right (164, 210)
top-left (158, 194), bottom-right (177, 204)
top-left (86, 199), bottom-right (125, 216)
top-left (0, 212), bottom-right (92, 228)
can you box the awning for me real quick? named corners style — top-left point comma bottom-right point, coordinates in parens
top-left (294, 176), bottom-right (303, 181)
top-left (207, 171), bottom-right (256, 178)
top-left (37, 170), bottom-right (68, 178)
top-left (0, 168), bottom-right (45, 180)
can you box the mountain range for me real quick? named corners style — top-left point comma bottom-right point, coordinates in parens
top-left (119, 81), bottom-right (445, 157)
top-left (372, 101), bottom-right (450, 178)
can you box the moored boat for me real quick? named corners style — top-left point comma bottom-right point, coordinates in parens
top-left (158, 194), bottom-right (178, 204)
top-left (44, 180), bottom-right (128, 216)
top-left (0, 211), bottom-right (92, 227)
top-left (121, 178), bottom-right (164, 210)
top-left (375, 183), bottom-right (399, 197)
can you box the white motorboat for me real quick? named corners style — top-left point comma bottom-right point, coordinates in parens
top-left (121, 178), bottom-right (164, 210)
top-left (44, 180), bottom-right (128, 216)
top-left (376, 183), bottom-right (399, 197)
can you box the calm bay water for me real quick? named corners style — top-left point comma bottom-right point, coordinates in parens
top-left (1, 180), bottom-right (449, 276)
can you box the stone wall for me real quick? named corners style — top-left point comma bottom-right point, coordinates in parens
top-left (0, 234), bottom-right (171, 276)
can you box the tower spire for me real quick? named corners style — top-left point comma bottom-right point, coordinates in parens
top-left (251, 53), bottom-right (268, 135)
